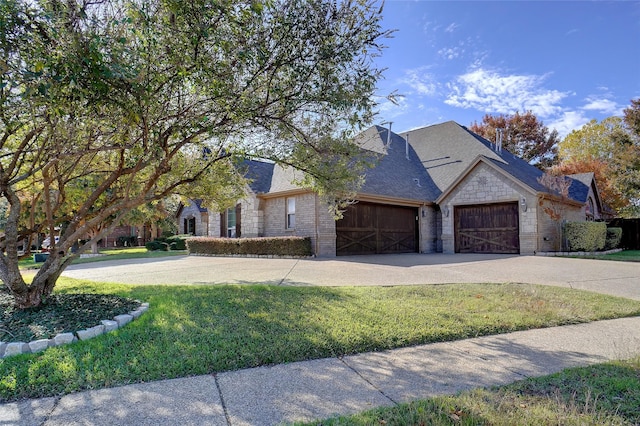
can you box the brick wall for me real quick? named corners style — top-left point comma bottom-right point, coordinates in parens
top-left (263, 192), bottom-right (336, 256)
top-left (536, 198), bottom-right (583, 252)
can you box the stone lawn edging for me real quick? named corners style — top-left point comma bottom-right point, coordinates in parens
top-left (535, 248), bottom-right (623, 257)
top-left (0, 302), bottom-right (149, 359)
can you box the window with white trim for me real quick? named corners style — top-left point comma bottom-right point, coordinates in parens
top-left (226, 207), bottom-right (236, 237)
top-left (286, 197), bottom-right (296, 229)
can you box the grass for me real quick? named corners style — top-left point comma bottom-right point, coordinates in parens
top-left (567, 249), bottom-right (640, 262)
top-left (1, 278), bottom-right (640, 402)
top-left (301, 356), bottom-right (640, 425)
top-left (19, 247), bottom-right (186, 269)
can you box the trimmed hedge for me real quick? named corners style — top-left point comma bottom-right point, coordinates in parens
top-left (564, 221), bottom-right (606, 252)
top-left (605, 227), bottom-right (623, 250)
top-left (187, 236), bottom-right (313, 257)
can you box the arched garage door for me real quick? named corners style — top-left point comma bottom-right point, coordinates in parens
top-left (336, 202), bottom-right (418, 255)
top-left (454, 203), bottom-right (520, 254)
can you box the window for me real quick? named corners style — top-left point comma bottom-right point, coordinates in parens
top-left (184, 217), bottom-right (196, 235)
top-left (226, 207), bottom-right (236, 237)
top-left (286, 197), bottom-right (296, 229)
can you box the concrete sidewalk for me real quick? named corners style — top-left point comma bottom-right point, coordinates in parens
top-left (2, 316), bottom-right (640, 426)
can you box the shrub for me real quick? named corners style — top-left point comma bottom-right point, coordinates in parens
top-left (564, 221), bottom-right (606, 252)
top-left (117, 236), bottom-right (137, 247)
top-left (187, 236), bottom-right (313, 257)
top-left (164, 234), bottom-right (190, 250)
top-left (145, 240), bottom-right (169, 251)
top-left (605, 227), bottom-right (623, 250)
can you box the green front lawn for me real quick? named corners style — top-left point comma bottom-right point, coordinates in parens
top-left (602, 249), bottom-right (640, 262)
top-left (19, 247), bottom-right (186, 269)
top-left (303, 356), bottom-right (640, 425)
top-left (1, 279), bottom-right (640, 402)
top-left (565, 249), bottom-right (640, 262)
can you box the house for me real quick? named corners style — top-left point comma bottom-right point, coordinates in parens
top-left (176, 199), bottom-right (210, 236)
top-left (177, 121), bottom-right (606, 256)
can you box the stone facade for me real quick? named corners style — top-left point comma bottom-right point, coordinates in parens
top-left (177, 202), bottom-right (208, 236)
top-left (418, 205), bottom-right (439, 253)
top-left (439, 163), bottom-right (537, 254)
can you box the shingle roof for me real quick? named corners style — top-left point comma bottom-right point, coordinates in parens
top-left (238, 121), bottom-right (589, 206)
top-left (566, 173), bottom-right (595, 204)
top-left (239, 159), bottom-right (275, 194)
top-left (356, 126), bottom-right (440, 201)
top-left (404, 121), bottom-right (586, 203)
top-left (192, 199), bottom-right (209, 212)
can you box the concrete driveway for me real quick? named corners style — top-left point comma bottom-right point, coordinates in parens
top-left (61, 253), bottom-right (640, 300)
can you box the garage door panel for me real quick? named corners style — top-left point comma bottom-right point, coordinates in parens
top-left (455, 203), bottom-right (519, 254)
top-left (336, 202), bottom-right (418, 256)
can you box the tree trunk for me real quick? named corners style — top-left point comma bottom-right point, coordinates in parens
top-left (91, 240), bottom-right (99, 254)
top-left (4, 252), bottom-right (70, 309)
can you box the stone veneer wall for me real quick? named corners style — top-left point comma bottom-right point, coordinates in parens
top-left (239, 195), bottom-right (263, 238)
top-left (177, 202), bottom-right (208, 236)
top-left (263, 192), bottom-right (336, 256)
top-left (419, 205), bottom-right (439, 253)
top-left (439, 163), bottom-right (537, 254)
top-left (207, 195), bottom-right (264, 238)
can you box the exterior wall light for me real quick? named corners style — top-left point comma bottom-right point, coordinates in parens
top-left (520, 197), bottom-right (527, 212)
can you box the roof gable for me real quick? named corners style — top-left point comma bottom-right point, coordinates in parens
top-left (404, 121), bottom-right (506, 192)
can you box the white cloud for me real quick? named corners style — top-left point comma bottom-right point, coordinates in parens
top-left (546, 111), bottom-right (590, 138)
top-left (399, 67), bottom-right (438, 96)
top-left (438, 46), bottom-right (463, 60)
top-left (444, 68), bottom-right (569, 119)
top-left (445, 22), bottom-right (459, 33)
top-left (582, 97), bottom-right (620, 115)
top-left (377, 95), bottom-right (409, 120)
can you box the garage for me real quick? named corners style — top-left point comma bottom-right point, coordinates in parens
top-left (336, 202), bottom-right (418, 255)
top-left (454, 202), bottom-right (520, 254)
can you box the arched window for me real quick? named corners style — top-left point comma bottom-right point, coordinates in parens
top-left (586, 197), bottom-right (595, 221)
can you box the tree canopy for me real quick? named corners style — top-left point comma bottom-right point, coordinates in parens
top-left (0, 0), bottom-right (390, 308)
top-left (469, 111), bottom-right (560, 169)
top-left (556, 111), bottom-right (640, 217)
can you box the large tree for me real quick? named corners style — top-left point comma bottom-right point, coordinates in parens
top-left (557, 114), bottom-right (640, 217)
top-left (0, 0), bottom-right (390, 308)
top-left (469, 111), bottom-right (560, 168)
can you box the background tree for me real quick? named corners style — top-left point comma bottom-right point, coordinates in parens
top-left (557, 114), bottom-right (640, 217)
top-left (0, 0), bottom-right (390, 308)
top-left (469, 111), bottom-right (560, 168)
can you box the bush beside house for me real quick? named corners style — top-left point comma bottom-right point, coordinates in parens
top-left (564, 222), bottom-right (607, 252)
top-left (187, 236), bottom-right (313, 257)
top-left (605, 227), bottom-right (623, 250)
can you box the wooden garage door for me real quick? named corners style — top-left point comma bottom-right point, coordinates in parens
top-left (454, 203), bottom-right (520, 254)
top-left (336, 202), bottom-right (418, 255)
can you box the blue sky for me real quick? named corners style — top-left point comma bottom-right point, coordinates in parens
top-left (373, 1), bottom-right (640, 138)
